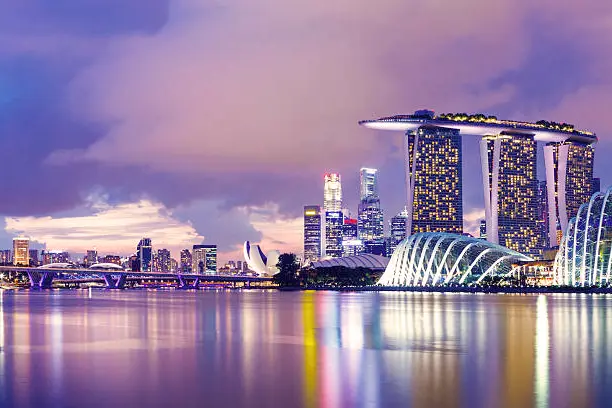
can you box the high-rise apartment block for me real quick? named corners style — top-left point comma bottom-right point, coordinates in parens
top-left (86, 249), bottom-right (98, 266)
top-left (180, 249), bottom-right (192, 272)
top-left (157, 249), bottom-right (171, 272)
top-left (192, 245), bottom-right (217, 274)
top-left (303, 205), bottom-right (321, 263)
top-left (12, 237), bottom-right (29, 266)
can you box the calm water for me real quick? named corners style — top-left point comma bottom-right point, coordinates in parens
top-left (0, 289), bottom-right (611, 408)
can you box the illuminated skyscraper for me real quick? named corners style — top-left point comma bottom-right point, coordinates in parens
top-left (543, 141), bottom-right (594, 246)
top-left (389, 208), bottom-right (408, 254)
top-left (180, 249), bottom-right (192, 272)
top-left (303, 205), bottom-right (321, 263)
top-left (537, 180), bottom-right (549, 248)
top-left (12, 237), bottom-right (29, 266)
top-left (358, 168), bottom-right (384, 251)
top-left (341, 217), bottom-right (363, 257)
top-left (137, 238), bottom-right (152, 272)
top-left (324, 211), bottom-right (343, 258)
top-left (481, 134), bottom-right (539, 256)
top-left (193, 245), bottom-right (217, 274)
top-left (406, 126), bottom-right (463, 234)
top-left (28, 249), bottom-right (39, 266)
top-left (157, 249), bottom-right (171, 272)
top-left (86, 249), bottom-right (98, 266)
top-left (323, 173), bottom-right (342, 212)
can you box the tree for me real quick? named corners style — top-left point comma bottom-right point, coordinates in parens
top-left (273, 253), bottom-right (301, 287)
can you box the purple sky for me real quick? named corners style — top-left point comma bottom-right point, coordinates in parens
top-left (1, 0), bottom-right (612, 262)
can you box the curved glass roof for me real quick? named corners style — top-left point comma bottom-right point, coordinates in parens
top-left (554, 186), bottom-right (612, 286)
top-left (310, 254), bottom-right (389, 270)
top-left (379, 232), bottom-right (532, 286)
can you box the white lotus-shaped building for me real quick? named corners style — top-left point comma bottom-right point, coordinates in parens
top-left (378, 232), bottom-right (532, 286)
top-left (554, 186), bottom-right (612, 286)
top-left (243, 241), bottom-right (280, 276)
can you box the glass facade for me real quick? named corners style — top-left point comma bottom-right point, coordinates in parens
top-left (379, 232), bottom-right (532, 286)
top-left (192, 244), bottom-right (217, 274)
top-left (357, 167), bottom-right (384, 249)
top-left (325, 211), bottom-right (343, 258)
top-left (341, 218), bottom-right (363, 257)
top-left (180, 249), bottom-right (192, 272)
top-left (157, 249), bottom-right (171, 272)
top-left (554, 186), bottom-right (612, 286)
top-left (137, 238), bottom-right (152, 272)
top-left (303, 205), bottom-right (321, 263)
top-left (389, 208), bottom-right (408, 254)
top-left (407, 126), bottom-right (463, 234)
top-left (359, 168), bottom-right (378, 200)
top-left (12, 238), bottom-right (29, 266)
top-left (323, 173), bottom-right (342, 212)
top-left (485, 134), bottom-right (540, 257)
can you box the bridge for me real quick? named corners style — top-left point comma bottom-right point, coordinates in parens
top-left (0, 266), bottom-right (274, 289)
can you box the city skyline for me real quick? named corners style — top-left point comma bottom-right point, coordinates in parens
top-left (1, 1), bottom-right (611, 265)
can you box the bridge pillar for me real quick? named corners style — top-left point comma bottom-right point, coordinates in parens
top-left (27, 270), bottom-right (55, 289)
top-left (102, 274), bottom-right (127, 289)
top-left (177, 275), bottom-right (200, 289)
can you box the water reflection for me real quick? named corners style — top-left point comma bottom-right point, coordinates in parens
top-left (0, 290), bottom-right (612, 407)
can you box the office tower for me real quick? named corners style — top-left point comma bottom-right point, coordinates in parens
top-left (86, 249), bottom-right (98, 266)
top-left (104, 255), bottom-right (121, 265)
top-left (0, 250), bottom-right (11, 265)
top-left (170, 258), bottom-right (178, 272)
top-left (28, 249), bottom-right (39, 266)
top-left (12, 237), bottom-right (29, 266)
top-left (593, 177), bottom-right (601, 195)
top-left (324, 211), bottom-right (343, 258)
top-left (137, 238), bottom-right (152, 272)
top-left (192, 245), bottom-right (217, 274)
top-left (406, 127), bottom-right (463, 234)
top-left (358, 168), bottom-right (385, 255)
top-left (157, 249), bottom-right (171, 272)
top-left (389, 208), bottom-right (409, 254)
top-left (236, 260), bottom-right (244, 272)
top-left (479, 220), bottom-right (487, 239)
top-left (303, 205), bottom-right (322, 263)
top-left (341, 217), bottom-right (363, 257)
top-left (180, 249), bottom-right (192, 272)
top-left (482, 134), bottom-right (539, 256)
top-left (543, 141), bottom-right (595, 246)
top-left (323, 173), bottom-right (342, 212)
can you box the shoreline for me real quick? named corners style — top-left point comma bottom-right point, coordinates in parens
top-left (298, 285), bottom-right (612, 294)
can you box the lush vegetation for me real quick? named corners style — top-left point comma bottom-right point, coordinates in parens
top-left (273, 253), bottom-right (301, 287)
top-left (302, 266), bottom-right (382, 287)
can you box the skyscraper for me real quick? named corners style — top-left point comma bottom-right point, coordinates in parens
top-left (406, 126), bottom-right (463, 234)
top-left (323, 173), bottom-right (342, 212)
top-left (157, 249), bottom-right (171, 272)
top-left (180, 249), bottom-right (192, 272)
top-left (303, 205), bottom-right (321, 263)
top-left (537, 180), bottom-right (549, 249)
top-left (193, 245), bottom-right (217, 274)
top-left (28, 249), bottom-right (39, 266)
top-left (482, 134), bottom-right (539, 256)
top-left (86, 249), bottom-right (98, 266)
top-left (389, 208), bottom-right (408, 254)
top-left (358, 168), bottom-right (384, 252)
top-left (543, 141), bottom-right (595, 247)
top-left (12, 237), bottom-right (29, 266)
top-left (324, 211), bottom-right (343, 258)
top-left (341, 217), bottom-right (363, 257)
top-left (137, 238), bottom-right (152, 272)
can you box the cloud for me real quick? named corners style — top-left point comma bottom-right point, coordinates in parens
top-left (4, 195), bottom-right (203, 257)
top-left (463, 208), bottom-right (485, 238)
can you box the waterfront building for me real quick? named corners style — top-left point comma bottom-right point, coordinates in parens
top-left (543, 141), bottom-right (595, 247)
top-left (378, 232), bottom-right (532, 286)
top-left (406, 126), bottom-right (463, 234)
top-left (243, 241), bottom-right (280, 276)
top-left (86, 249), bottom-right (98, 266)
top-left (0, 250), bottom-right (11, 265)
top-left (482, 134), bottom-right (540, 257)
top-left (12, 237), bottom-right (29, 266)
top-left (360, 110), bottom-right (596, 257)
top-left (324, 211), bottom-right (344, 258)
top-left (180, 249), bottom-right (192, 272)
top-left (358, 168), bottom-right (384, 251)
top-left (192, 245), bottom-right (217, 274)
top-left (28, 249), bottom-right (39, 266)
top-left (157, 249), bottom-right (171, 272)
top-left (553, 186), bottom-right (612, 286)
top-left (104, 255), bottom-right (121, 265)
top-left (137, 238), bottom-right (152, 272)
top-left (303, 205), bottom-right (321, 263)
top-left (389, 208), bottom-right (408, 254)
